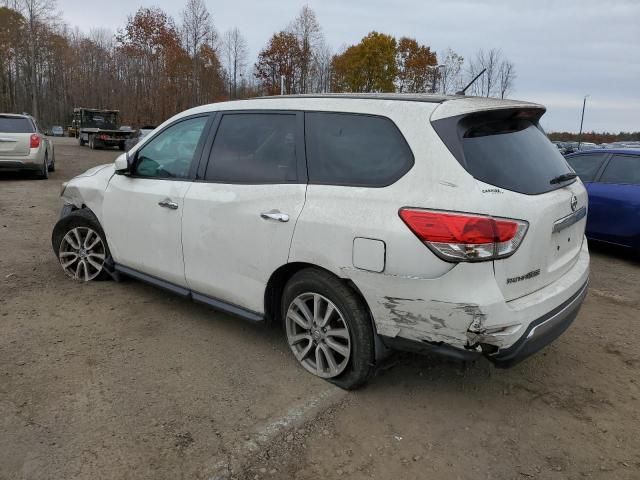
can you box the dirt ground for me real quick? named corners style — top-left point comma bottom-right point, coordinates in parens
top-left (1, 137), bottom-right (639, 480)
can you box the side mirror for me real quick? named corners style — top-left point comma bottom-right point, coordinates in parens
top-left (114, 152), bottom-right (131, 174)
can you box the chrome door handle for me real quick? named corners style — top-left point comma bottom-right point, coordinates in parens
top-left (261, 210), bottom-right (290, 222)
top-left (158, 199), bottom-right (179, 210)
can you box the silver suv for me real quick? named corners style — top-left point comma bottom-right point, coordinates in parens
top-left (0, 114), bottom-right (55, 178)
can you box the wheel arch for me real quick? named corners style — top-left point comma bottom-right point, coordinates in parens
top-left (51, 206), bottom-right (100, 253)
top-left (264, 262), bottom-right (378, 336)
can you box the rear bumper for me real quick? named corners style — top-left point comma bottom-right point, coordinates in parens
top-left (378, 278), bottom-right (588, 366)
top-left (488, 278), bottom-right (588, 367)
top-left (351, 239), bottom-right (590, 366)
top-left (0, 157), bottom-right (41, 171)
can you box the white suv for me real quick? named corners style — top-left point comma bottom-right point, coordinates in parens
top-left (52, 94), bottom-right (589, 389)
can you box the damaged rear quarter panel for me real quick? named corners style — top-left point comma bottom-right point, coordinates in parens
top-left (346, 261), bottom-right (509, 349)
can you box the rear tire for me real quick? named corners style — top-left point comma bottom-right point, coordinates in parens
top-left (282, 268), bottom-right (375, 390)
top-left (52, 209), bottom-right (111, 282)
top-left (35, 153), bottom-right (49, 179)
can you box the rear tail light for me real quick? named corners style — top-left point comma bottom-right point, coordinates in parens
top-left (99, 134), bottom-right (109, 141)
top-left (30, 134), bottom-right (40, 149)
top-left (399, 208), bottom-right (528, 262)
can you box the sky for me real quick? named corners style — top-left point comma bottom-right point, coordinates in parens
top-left (58, 0), bottom-right (640, 133)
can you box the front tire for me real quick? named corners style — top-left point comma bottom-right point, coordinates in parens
top-left (282, 268), bottom-right (375, 390)
top-left (52, 209), bottom-right (111, 282)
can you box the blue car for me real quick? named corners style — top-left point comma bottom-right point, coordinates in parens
top-left (565, 148), bottom-right (640, 251)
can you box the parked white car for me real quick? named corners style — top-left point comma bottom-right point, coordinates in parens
top-left (0, 113), bottom-right (55, 178)
top-left (52, 94), bottom-right (589, 389)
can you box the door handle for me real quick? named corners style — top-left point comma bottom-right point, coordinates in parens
top-left (158, 199), bottom-right (179, 210)
top-left (261, 210), bottom-right (290, 222)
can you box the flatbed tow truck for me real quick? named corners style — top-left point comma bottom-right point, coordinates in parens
top-left (73, 108), bottom-right (133, 150)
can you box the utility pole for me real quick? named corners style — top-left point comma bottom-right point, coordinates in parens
top-left (577, 95), bottom-right (589, 149)
top-left (280, 75), bottom-right (285, 95)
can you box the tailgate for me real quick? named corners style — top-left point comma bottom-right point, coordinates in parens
top-left (491, 182), bottom-right (587, 300)
top-left (431, 100), bottom-right (588, 300)
top-left (0, 133), bottom-right (31, 156)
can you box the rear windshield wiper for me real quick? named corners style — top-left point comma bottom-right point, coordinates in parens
top-left (550, 172), bottom-right (577, 185)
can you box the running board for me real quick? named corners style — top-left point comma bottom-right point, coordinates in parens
top-left (114, 264), bottom-right (264, 323)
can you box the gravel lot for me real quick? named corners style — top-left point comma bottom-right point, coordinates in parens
top-left (1, 137), bottom-right (639, 480)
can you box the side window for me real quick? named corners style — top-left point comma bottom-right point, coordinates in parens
top-left (565, 153), bottom-right (607, 182)
top-left (205, 113), bottom-right (298, 183)
top-left (305, 112), bottom-right (414, 187)
top-left (134, 116), bottom-right (208, 179)
top-left (599, 155), bottom-right (640, 185)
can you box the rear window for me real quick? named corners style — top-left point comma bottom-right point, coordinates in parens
top-left (461, 119), bottom-right (574, 195)
top-left (305, 112), bottom-right (414, 187)
top-left (0, 116), bottom-right (35, 133)
top-left (433, 111), bottom-right (575, 195)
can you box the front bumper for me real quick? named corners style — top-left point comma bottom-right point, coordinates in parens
top-left (488, 279), bottom-right (588, 368)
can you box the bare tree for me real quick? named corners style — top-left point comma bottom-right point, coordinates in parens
top-left (466, 48), bottom-right (513, 98)
top-left (181, 0), bottom-right (214, 105)
top-left (498, 59), bottom-right (516, 99)
top-left (311, 41), bottom-right (332, 93)
top-left (22, 0), bottom-right (59, 118)
top-left (288, 5), bottom-right (323, 93)
top-left (222, 27), bottom-right (248, 99)
top-left (438, 48), bottom-right (464, 95)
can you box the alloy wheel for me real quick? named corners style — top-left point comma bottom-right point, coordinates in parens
top-left (58, 227), bottom-right (106, 281)
top-left (285, 292), bottom-right (351, 378)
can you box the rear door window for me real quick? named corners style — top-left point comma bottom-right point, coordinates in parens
top-left (566, 153), bottom-right (608, 182)
top-left (0, 116), bottom-right (35, 133)
top-left (305, 112), bottom-right (414, 187)
top-left (460, 119), bottom-right (574, 195)
top-left (599, 155), bottom-right (640, 185)
top-left (205, 113), bottom-right (298, 183)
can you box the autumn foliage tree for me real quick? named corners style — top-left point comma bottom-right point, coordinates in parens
top-left (396, 37), bottom-right (438, 93)
top-left (253, 6), bottom-right (329, 95)
top-left (116, 8), bottom-right (188, 124)
top-left (0, 6), bottom-right (25, 112)
top-left (0, 2), bottom-right (519, 131)
top-left (331, 32), bottom-right (397, 93)
top-left (255, 31), bottom-right (302, 95)
top-left (0, 2), bottom-right (227, 128)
